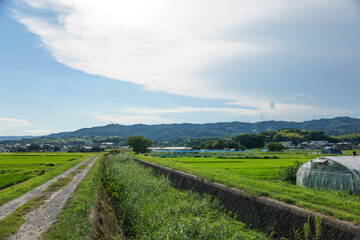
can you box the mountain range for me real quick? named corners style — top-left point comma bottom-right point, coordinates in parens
top-left (44, 117), bottom-right (360, 141)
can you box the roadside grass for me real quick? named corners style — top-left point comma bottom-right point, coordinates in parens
top-left (105, 153), bottom-right (268, 239)
top-left (0, 194), bottom-right (48, 240)
top-left (42, 170), bottom-right (81, 193)
top-left (41, 155), bottom-right (103, 240)
top-left (135, 153), bottom-right (360, 225)
top-left (0, 153), bottom-right (92, 206)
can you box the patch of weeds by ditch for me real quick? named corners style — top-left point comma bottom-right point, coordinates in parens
top-left (104, 153), bottom-right (268, 239)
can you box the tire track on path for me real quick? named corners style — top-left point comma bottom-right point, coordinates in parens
top-left (0, 155), bottom-right (97, 220)
top-left (8, 154), bottom-right (100, 240)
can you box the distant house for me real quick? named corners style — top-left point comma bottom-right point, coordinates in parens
top-left (83, 146), bottom-right (93, 152)
top-left (297, 141), bottom-right (332, 150)
top-left (280, 141), bottom-right (296, 149)
top-left (0, 146), bottom-right (9, 153)
top-left (102, 142), bottom-right (115, 149)
top-left (149, 147), bottom-right (191, 151)
top-left (336, 142), bottom-right (353, 150)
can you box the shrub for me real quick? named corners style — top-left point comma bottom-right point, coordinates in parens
top-left (278, 161), bottom-right (303, 184)
top-left (265, 142), bottom-right (286, 151)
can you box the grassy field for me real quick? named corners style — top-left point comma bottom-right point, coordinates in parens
top-left (0, 154), bottom-right (85, 190)
top-left (0, 153), bottom-right (93, 206)
top-left (105, 153), bottom-right (268, 239)
top-left (173, 157), bottom-right (311, 179)
top-left (136, 150), bottom-right (360, 225)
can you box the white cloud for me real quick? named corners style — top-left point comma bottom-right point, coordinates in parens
top-left (121, 106), bottom-right (256, 115)
top-left (0, 117), bottom-right (30, 127)
top-left (26, 129), bottom-right (51, 134)
top-left (14, 0), bottom-right (358, 123)
top-left (96, 103), bottom-right (354, 124)
top-left (96, 114), bottom-right (172, 125)
top-left (14, 0), bottom-right (324, 100)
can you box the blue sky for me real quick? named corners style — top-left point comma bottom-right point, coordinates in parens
top-left (1, 0), bottom-right (360, 136)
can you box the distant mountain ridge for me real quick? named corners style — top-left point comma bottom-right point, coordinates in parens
top-left (0, 136), bottom-right (37, 141)
top-left (46, 117), bottom-right (360, 141)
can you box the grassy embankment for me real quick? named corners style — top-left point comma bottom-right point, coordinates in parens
top-left (0, 153), bottom-right (93, 206)
top-left (41, 154), bottom-right (103, 240)
top-left (104, 153), bottom-right (268, 239)
top-left (136, 150), bottom-right (360, 225)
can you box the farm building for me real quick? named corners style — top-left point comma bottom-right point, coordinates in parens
top-left (0, 146), bottom-right (9, 153)
top-left (297, 156), bottom-right (360, 194)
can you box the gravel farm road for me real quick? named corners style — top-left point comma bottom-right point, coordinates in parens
top-left (0, 154), bottom-right (99, 240)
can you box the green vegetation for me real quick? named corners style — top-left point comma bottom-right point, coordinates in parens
top-left (40, 116), bottom-right (360, 140)
top-left (2, 117), bottom-right (360, 147)
top-left (42, 155), bottom-right (103, 240)
top-left (200, 138), bottom-right (239, 150)
top-left (104, 153), bottom-right (268, 239)
top-left (126, 135), bottom-right (153, 154)
top-left (135, 150), bottom-right (360, 225)
top-left (168, 156), bottom-right (310, 179)
top-left (265, 142), bottom-right (286, 152)
top-left (0, 153), bottom-right (92, 206)
top-left (277, 161), bottom-right (303, 183)
top-left (0, 165), bottom-right (88, 240)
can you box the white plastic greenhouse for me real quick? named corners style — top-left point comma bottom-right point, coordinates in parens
top-left (296, 156), bottom-right (360, 194)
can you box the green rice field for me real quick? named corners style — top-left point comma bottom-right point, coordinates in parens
top-left (136, 150), bottom-right (360, 225)
top-left (0, 153), bottom-right (92, 206)
top-left (0, 154), bottom-right (83, 190)
top-left (173, 157), bottom-right (311, 179)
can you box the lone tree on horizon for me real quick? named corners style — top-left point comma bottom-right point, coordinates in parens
top-left (126, 135), bottom-right (153, 154)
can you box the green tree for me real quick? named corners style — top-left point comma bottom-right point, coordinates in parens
top-left (126, 136), bottom-right (153, 154)
top-left (232, 133), bottom-right (265, 149)
top-left (265, 142), bottom-right (285, 151)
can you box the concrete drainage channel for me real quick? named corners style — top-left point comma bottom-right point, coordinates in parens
top-left (135, 158), bottom-right (360, 240)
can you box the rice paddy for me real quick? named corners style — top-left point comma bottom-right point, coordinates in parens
top-left (136, 150), bottom-right (360, 225)
top-left (0, 153), bottom-right (92, 206)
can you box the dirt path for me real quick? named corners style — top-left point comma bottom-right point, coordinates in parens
top-left (0, 155), bottom-right (97, 220)
top-left (7, 154), bottom-right (99, 240)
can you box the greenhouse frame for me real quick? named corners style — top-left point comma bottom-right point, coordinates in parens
top-left (296, 156), bottom-right (360, 194)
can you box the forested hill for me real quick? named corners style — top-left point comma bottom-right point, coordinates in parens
top-left (46, 117), bottom-right (360, 141)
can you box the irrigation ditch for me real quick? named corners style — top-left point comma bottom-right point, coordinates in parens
top-left (134, 158), bottom-right (360, 240)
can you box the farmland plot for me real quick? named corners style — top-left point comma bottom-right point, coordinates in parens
top-left (136, 151), bottom-right (360, 225)
top-left (0, 153), bottom-right (91, 206)
top-left (175, 157), bottom-right (311, 179)
top-left (0, 154), bottom-right (86, 190)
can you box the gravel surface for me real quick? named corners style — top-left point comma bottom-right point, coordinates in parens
top-left (8, 154), bottom-right (99, 240)
top-left (0, 155), bottom-right (96, 220)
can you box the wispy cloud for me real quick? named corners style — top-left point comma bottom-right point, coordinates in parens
top-left (96, 103), bottom-right (354, 124)
top-left (0, 117), bottom-right (30, 127)
top-left (26, 129), bottom-right (51, 134)
top-left (95, 114), bottom-right (172, 125)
